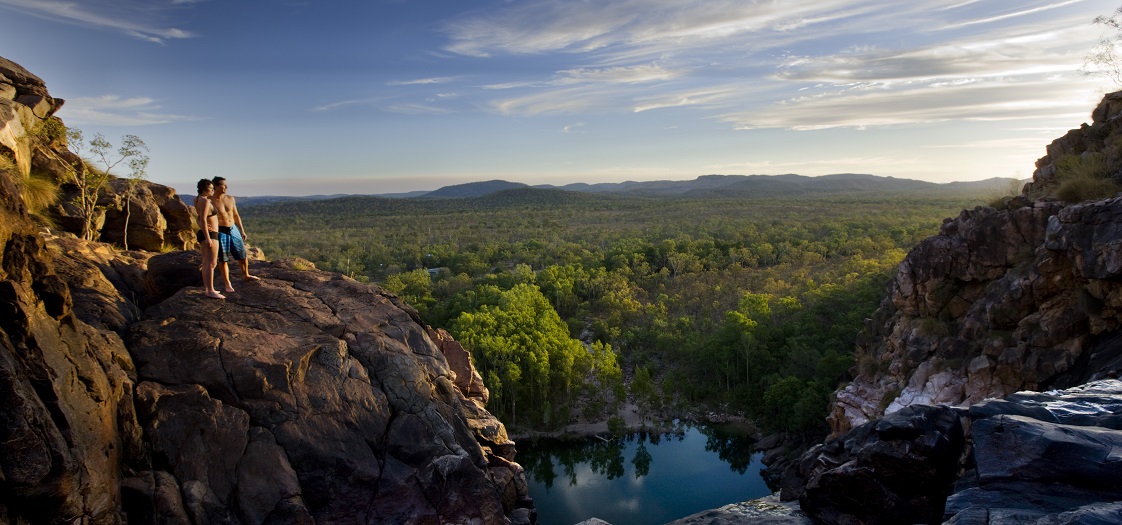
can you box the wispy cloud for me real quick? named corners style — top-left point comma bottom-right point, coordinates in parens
top-left (386, 77), bottom-right (459, 86)
top-left (938, 0), bottom-right (1086, 30)
top-left (61, 95), bottom-right (200, 126)
top-left (553, 64), bottom-right (679, 85)
top-left (442, 0), bottom-right (1107, 133)
top-left (0, 0), bottom-right (198, 43)
top-left (722, 77), bottom-right (1095, 130)
top-left (384, 103), bottom-right (455, 115)
top-left (313, 98), bottom-right (380, 112)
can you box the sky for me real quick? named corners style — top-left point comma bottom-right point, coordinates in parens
top-left (0, 0), bottom-right (1119, 197)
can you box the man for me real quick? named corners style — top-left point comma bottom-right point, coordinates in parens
top-left (211, 176), bottom-right (259, 291)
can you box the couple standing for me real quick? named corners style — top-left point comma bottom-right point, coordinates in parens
top-left (194, 176), bottom-right (259, 299)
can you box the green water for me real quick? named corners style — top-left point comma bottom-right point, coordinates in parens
top-left (517, 424), bottom-right (772, 525)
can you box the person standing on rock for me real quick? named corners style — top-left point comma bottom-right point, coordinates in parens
top-left (210, 176), bottom-right (259, 292)
top-left (194, 179), bottom-right (225, 300)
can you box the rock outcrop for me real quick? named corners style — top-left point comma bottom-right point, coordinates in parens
top-left (785, 380), bottom-right (1122, 524)
top-left (3, 55), bottom-right (194, 251)
top-left (831, 91), bottom-right (1122, 435)
top-left (0, 56), bottom-right (531, 525)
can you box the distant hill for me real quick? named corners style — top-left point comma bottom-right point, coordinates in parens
top-left (236, 194), bottom-right (363, 207)
top-left (421, 180), bottom-right (529, 199)
top-left (539, 173), bottom-right (1016, 198)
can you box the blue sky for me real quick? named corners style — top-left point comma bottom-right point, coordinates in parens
top-left (0, 0), bottom-right (1117, 196)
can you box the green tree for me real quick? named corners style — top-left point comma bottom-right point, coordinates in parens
top-left (65, 129), bottom-right (149, 242)
top-left (451, 283), bottom-right (588, 428)
top-left (383, 268), bottom-right (435, 316)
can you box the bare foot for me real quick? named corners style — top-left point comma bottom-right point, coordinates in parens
top-left (224, 285), bottom-right (235, 293)
top-left (243, 275), bottom-right (261, 282)
top-left (206, 291), bottom-right (226, 299)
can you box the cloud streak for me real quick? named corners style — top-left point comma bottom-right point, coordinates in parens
top-left (61, 95), bottom-right (199, 126)
top-left (439, 0), bottom-right (1106, 136)
top-left (0, 0), bottom-right (197, 43)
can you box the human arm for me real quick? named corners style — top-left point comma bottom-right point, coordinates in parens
top-left (193, 197), bottom-right (206, 230)
top-left (230, 196), bottom-right (248, 241)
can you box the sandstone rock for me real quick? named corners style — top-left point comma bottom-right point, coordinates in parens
top-left (100, 179), bottom-right (168, 251)
top-left (0, 231), bottom-right (142, 525)
top-left (124, 256), bottom-right (524, 524)
top-left (121, 470), bottom-right (192, 525)
top-left (46, 234), bottom-right (154, 331)
top-left (784, 405), bottom-right (965, 524)
top-left (0, 57), bottom-right (59, 178)
top-left (145, 249), bottom-right (205, 303)
top-left (663, 495), bottom-right (813, 525)
top-left (0, 98), bottom-right (34, 177)
top-left (943, 380), bottom-right (1122, 524)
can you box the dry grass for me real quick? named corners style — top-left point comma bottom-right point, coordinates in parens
top-left (985, 178), bottom-right (1028, 208)
top-left (1054, 153), bottom-right (1120, 203)
top-left (24, 171), bottom-right (59, 214)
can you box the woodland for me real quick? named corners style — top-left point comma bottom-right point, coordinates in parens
top-left (246, 185), bottom-right (1000, 437)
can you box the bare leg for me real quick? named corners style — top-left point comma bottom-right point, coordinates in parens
top-left (219, 261), bottom-right (235, 293)
top-left (203, 239), bottom-right (224, 299)
top-left (240, 258), bottom-right (259, 281)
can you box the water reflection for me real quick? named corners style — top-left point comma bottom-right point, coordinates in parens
top-left (699, 424), bottom-right (758, 474)
top-left (518, 424), bottom-right (771, 525)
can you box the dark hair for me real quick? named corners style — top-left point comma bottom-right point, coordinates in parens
top-left (212, 176), bottom-right (226, 186)
top-left (197, 179), bottom-right (213, 194)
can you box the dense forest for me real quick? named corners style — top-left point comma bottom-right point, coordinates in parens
top-left (246, 184), bottom-right (1001, 436)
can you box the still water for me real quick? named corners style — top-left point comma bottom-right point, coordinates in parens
top-left (517, 424), bottom-right (772, 525)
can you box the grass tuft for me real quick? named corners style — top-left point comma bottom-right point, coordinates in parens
top-left (1054, 153), bottom-right (1120, 203)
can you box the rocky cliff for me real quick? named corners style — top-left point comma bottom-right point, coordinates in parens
top-left (831, 91), bottom-right (1122, 435)
top-left (770, 91), bottom-right (1122, 524)
top-left (0, 57), bottom-right (531, 525)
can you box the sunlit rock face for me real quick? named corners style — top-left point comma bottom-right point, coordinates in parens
top-left (0, 55), bottom-right (531, 525)
top-left (831, 90), bottom-right (1122, 435)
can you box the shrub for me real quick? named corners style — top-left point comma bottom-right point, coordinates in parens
top-left (36, 117), bottom-right (67, 145)
top-left (1054, 153), bottom-right (1120, 203)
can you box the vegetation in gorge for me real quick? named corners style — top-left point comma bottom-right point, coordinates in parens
top-left (248, 188), bottom-right (987, 436)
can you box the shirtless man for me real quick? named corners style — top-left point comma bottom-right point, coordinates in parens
top-left (210, 176), bottom-right (259, 291)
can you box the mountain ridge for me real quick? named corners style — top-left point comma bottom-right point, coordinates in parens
top-left (238, 174), bottom-right (1020, 207)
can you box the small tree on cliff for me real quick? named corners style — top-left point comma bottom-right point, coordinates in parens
top-left (118, 144), bottom-right (150, 250)
top-left (1085, 5), bottom-right (1122, 86)
top-left (65, 128), bottom-right (149, 243)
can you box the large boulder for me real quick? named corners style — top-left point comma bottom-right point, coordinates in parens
top-left (782, 405), bottom-right (965, 524)
top-left (944, 380), bottom-right (1122, 524)
top-left (784, 381), bottom-right (1122, 524)
top-left (0, 56), bottom-right (61, 178)
top-left (123, 258), bottom-right (525, 524)
top-left (100, 178), bottom-right (196, 252)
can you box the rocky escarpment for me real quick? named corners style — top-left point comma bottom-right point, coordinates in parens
top-left (771, 90), bottom-right (1122, 524)
top-left (831, 91), bottom-right (1122, 435)
top-left (1, 56), bottom-right (531, 524)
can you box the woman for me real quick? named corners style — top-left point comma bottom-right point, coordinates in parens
top-left (195, 179), bottom-right (225, 299)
